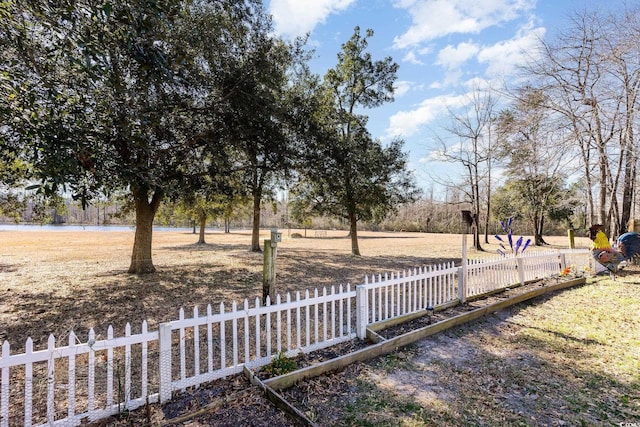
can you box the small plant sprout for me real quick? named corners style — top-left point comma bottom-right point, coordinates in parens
top-left (495, 217), bottom-right (531, 257)
top-left (261, 352), bottom-right (298, 378)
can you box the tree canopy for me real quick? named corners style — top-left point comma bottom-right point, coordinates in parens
top-left (0, 0), bottom-right (284, 272)
top-left (292, 27), bottom-right (419, 255)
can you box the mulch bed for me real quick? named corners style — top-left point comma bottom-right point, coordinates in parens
top-left (97, 276), bottom-right (585, 426)
top-left (378, 278), bottom-right (555, 338)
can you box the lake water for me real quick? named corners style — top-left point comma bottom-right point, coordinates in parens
top-left (0, 224), bottom-right (194, 232)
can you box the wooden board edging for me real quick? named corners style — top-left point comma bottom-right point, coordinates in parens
top-left (367, 277), bottom-right (549, 333)
top-left (365, 328), bottom-right (387, 343)
top-left (244, 366), bottom-right (318, 427)
top-left (368, 300), bottom-right (458, 332)
top-left (264, 277), bottom-right (586, 391)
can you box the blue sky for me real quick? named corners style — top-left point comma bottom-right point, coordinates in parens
top-left (266, 0), bottom-right (615, 198)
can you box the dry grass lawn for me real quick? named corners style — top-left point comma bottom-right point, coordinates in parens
top-left (0, 228), bottom-right (589, 350)
top-left (2, 227), bottom-right (639, 426)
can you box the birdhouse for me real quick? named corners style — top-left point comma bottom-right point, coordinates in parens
top-left (270, 228), bottom-right (282, 245)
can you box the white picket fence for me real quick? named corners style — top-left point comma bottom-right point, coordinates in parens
top-left (356, 262), bottom-right (459, 331)
top-left (0, 248), bottom-right (591, 427)
top-left (465, 249), bottom-right (579, 298)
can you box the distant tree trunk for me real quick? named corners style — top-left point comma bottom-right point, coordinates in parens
top-left (577, 136), bottom-right (596, 226)
top-left (620, 145), bottom-right (636, 233)
top-left (472, 178), bottom-right (483, 251)
top-left (533, 212), bottom-right (548, 246)
top-left (472, 215), bottom-right (482, 250)
top-left (597, 139), bottom-right (609, 232)
top-left (128, 188), bottom-right (161, 274)
top-left (225, 217), bottom-right (231, 233)
top-left (349, 213), bottom-right (360, 256)
top-left (484, 155), bottom-right (492, 244)
top-left (198, 213), bottom-right (207, 244)
top-left (251, 189), bottom-right (262, 252)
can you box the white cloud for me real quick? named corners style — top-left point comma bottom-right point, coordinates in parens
top-left (394, 80), bottom-right (413, 97)
top-left (436, 41), bottom-right (480, 69)
top-left (462, 77), bottom-right (493, 91)
top-left (402, 51), bottom-right (424, 65)
top-left (385, 93), bottom-right (467, 138)
top-left (401, 45), bottom-right (434, 65)
top-left (428, 20), bottom-right (545, 87)
top-left (392, 0), bottom-right (536, 49)
top-left (430, 69), bottom-right (465, 89)
top-left (477, 23), bottom-right (545, 78)
top-left (269, 0), bottom-right (357, 38)
top-left (443, 69), bottom-right (465, 87)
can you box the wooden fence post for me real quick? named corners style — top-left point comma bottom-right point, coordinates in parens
top-left (355, 284), bottom-right (368, 339)
top-left (516, 258), bottom-right (525, 285)
top-left (1, 341), bottom-right (9, 427)
top-left (567, 229), bottom-right (575, 249)
top-left (158, 323), bottom-right (172, 404)
top-left (459, 234), bottom-right (468, 303)
top-left (457, 267), bottom-right (466, 304)
top-left (263, 240), bottom-right (273, 304)
top-left (263, 236), bottom-right (278, 305)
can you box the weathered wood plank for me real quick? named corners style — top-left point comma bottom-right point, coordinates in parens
top-left (244, 366), bottom-right (317, 427)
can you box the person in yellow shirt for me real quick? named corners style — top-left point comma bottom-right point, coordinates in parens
top-left (589, 224), bottom-right (640, 271)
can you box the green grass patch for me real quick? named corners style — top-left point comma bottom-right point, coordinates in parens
top-left (288, 276), bottom-right (640, 426)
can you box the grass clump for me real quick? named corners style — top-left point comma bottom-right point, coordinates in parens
top-left (260, 352), bottom-right (298, 378)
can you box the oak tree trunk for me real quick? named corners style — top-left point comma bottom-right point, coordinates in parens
top-left (251, 190), bottom-right (262, 252)
top-left (349, 214), bottom-right (360, 256)
top-left (198, 214), bottom-right (207, 244)
top-left (128, 189), bottom-right (161, 274)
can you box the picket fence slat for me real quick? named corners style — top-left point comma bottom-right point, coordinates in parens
top-left (0, 332), bottom-right (158, 368)
top-left (0, 248), bottom-right (591, 427)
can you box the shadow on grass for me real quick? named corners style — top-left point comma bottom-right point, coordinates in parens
top-left (1, 246), bottom-right (459, 352)
top-left (290, 293), bottom-right (639, 426)
top-left (296, 234), bottom-right (425, 240)
top-left (161, 241), bottom-right (251, 252)
top-left (503, 319), bottom-right (606, 346)
top-left (0, 262), bottom-right (18, 273)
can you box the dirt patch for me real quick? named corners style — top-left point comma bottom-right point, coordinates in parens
top-left (278, 274), bottom-right (640, 427)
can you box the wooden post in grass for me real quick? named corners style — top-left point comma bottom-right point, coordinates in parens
top-left (568, 229), bottom-right (575, 249)
top-left (460, 210), bottom-right (473, 304)
top-left (158, 323), bottom-right (172, 404)
top-left (262, 229), bottom-right (282, 305)
top-left (263, 241), bottom-right (275, 305)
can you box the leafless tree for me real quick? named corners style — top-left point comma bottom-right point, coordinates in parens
top-left (526, 5), bottom-right (640, 236)
top-left (496, 87), bottom-right (578, 245)
top-left (435, 85), bottom-right (499, 250)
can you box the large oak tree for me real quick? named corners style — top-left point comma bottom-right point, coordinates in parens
top-left (1, 1), bottom-right (264, 273)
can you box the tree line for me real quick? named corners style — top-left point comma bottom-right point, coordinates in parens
top-left (430, 4), bottom-right (640, 250)
top-left (0, 183), bottom-right (580, 239)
